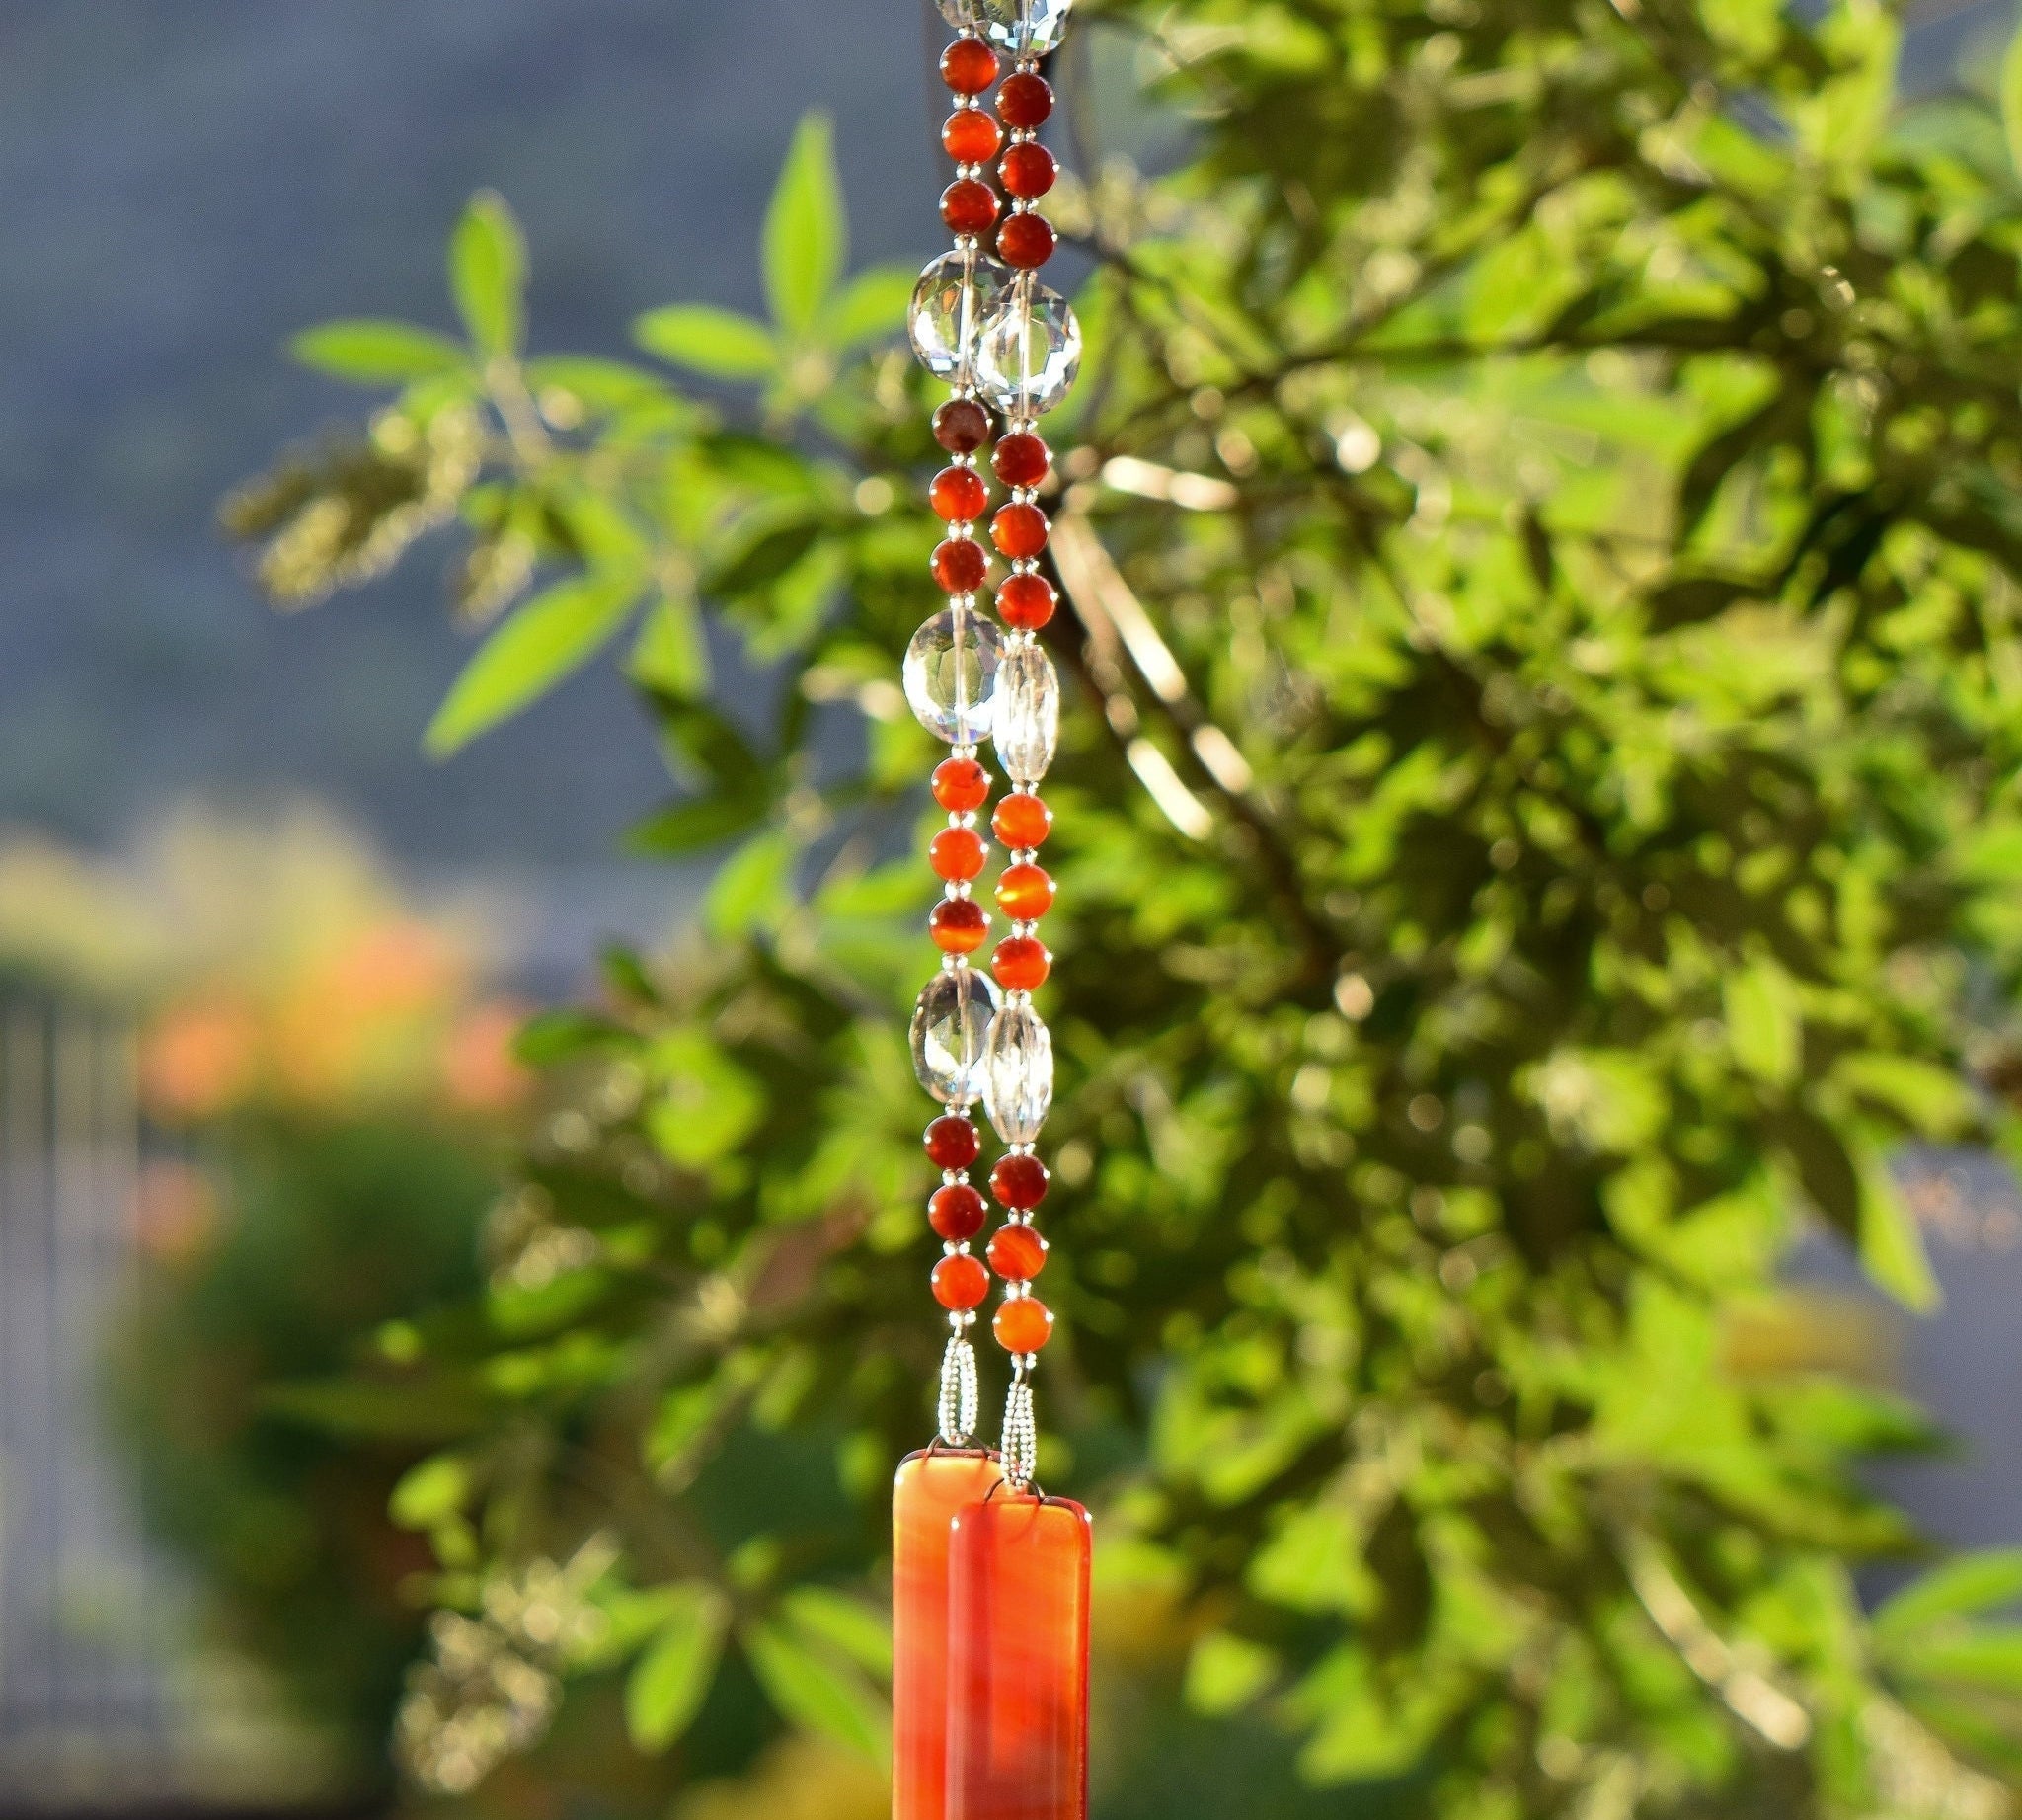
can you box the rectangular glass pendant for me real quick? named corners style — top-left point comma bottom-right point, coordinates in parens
top-left (947, 1494), bottom-right (1092, 1820)
top-left (894, 1449), bottom-right (1004, 1820)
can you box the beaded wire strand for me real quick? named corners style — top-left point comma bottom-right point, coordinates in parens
top-left (907, 0), bottom-right (1077, 1487)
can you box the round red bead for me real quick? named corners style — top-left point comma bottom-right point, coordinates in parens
top-left (998, 72), bottom-right (1054, 128)
top-left (992, 935), bottom-right (1051, 990)
top-left (934, 1252), bottom-right (991, 1310)
top-left (925, 1114), bottom-right (982, 1172)
top-left (932, 537), bottom-right (989, 594)
top-left (931, 826), bottom-right (989, 883)
top-left (941, 38), bottom-right (1000, 95)
top-left (931, 465), bottom-right (988, 523)
top-left (943, 179), bottom-right (1001, 237)
top-left (991, 502), bottom-right (1050, 560)
top-left (997, 212), bottom-right (1056, 269)
top-left (1000, 143), bottom-right (1058, 198)
top-left (994, 1296), bottom-right (1054, 1353)
top-left (934, 756), bottom-right (991, 812)
top-left (943, 109), bottom-right (1003, 165)
top-left (930, 1184), bottom-right (989, 1242)
top-left (933, 398), bottom-right (992, 455)
top-left (992, 792), bottom-right (1052, 849)
top-left (993, 434), bottom-right (1050, 489)
top-left (931, 897), bottom-right (990, 954)
top-left (996, 862), bottom-right (1055, 920)
top-left (990, 1153), bottom-right (1050, 1211)
top-left (988, 1223), bottom-right (1050, 1281)
top-left (996, 573), bottom-right (1056, 631)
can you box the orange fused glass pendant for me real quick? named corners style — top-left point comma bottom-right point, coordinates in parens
top-left (894, 1450), bottom-right (1005, 1820)
top-left (948, 1495), bottom-right (1092, 1820)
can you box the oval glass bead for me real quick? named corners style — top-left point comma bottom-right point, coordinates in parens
top-left (909, 251), bottom-right (1012, 383)
top-left (912, 966), bottom-right (1003, 1105)
top-left (983, 1002), bottom-right (1054, 1146)
top-left (975, 283), bottom-right (1082, 419)
top-left (993, 642), bottom-right (1060, 785)
top-left (905, 606), bottom-right (1003, 743)
top-left (938, 0), bottom-right (1076, 57)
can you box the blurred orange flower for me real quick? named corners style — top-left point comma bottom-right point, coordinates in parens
top-left (442, 1000), bottom-right (534, 1114)
top-left (141, 996), bottom-right (261, 1122)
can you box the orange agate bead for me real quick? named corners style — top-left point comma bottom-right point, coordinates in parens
top-left (932, 826), bottom-right (989, 882)
top-left (931, 465), bottom-right (989, 523)
top-left (991, 502), bottom-right (1050, 560)
top-left (996, 573), bottom-right (1056, 630)
top-left (993, 1295), bottom-right (1054, 1353)
top-left (995, 862), bottom-right (1054, 920)
top-left (992, 792), bottom-right (1052, 849)
top-left (931, 898), bottom-right (990, 954)
top-left (991, 936), bottom-right (1050, 991)
top-left (943, 109), bottom-right (1002, 165)
top-left (987, 1223), bottom-right (1049, 1282)
top-left (933, 1252), bottom-right (991, 1310)
top-left (934, 756), bottom-right (991, 813)
top-left (941, 37), bottom-right (1000, 94)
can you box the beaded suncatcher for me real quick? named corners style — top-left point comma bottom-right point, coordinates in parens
top-left (890, 4), bottom-right (1090, 1818)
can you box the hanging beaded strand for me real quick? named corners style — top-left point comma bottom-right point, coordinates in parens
top-left (907, 13), bottom-right (1014, 1453)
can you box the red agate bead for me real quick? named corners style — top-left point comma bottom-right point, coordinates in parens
top-left (943, 179), bottom-right (1001, 237)
top-left (943, 109), bottom-right (1002, 165)
top-left (987, 1223), bottom-right (1050, 1281)
top-left (925, 1114), bottom-right (981, 1171)
top-left (931, 898), bottom-right (990, 954)
top-left (933, 398), bottom-right (992, 455)
top-left (995, 862), bottom-right (1055, 920)
top-left (933, 537), bottom-right (989, 594)
top-left (989, 1152), bottom-right (1050, 1211)
top-left (941, 38), bottom-right (1000, 95)
top-left (931, 826), bottom-right (989, 883)
top-left (934, 1252), bottom-right (991, 1310)
top-left (991, 502), bottom-right (1050, 560)
top-left (992, 792), bottom-right (1052, 848)
top-left (996, 573), bottom-right (1056, 630)
top-left (992, 434), bottom-right (1050, 489)
top-left (933, 756), bottom-right (991, 813)
top-left (992, 935), bottom-right (1051, 990)
top-left (997, 212), bottom-right (1056, 270)
top-left (931, 465), bottom-right (989, 523)
top-left (1000, 143), bottom-right (1058, 199)
top-left (997, 71), bottom-right (1054, 128)
top-left (931, 1183), bottom-right (989, 1242)
top-left (994, 1295), bottom-right (1054, 1353)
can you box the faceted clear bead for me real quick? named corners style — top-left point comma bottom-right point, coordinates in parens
top-left (937, 0), bottom-right (1076, 55)
top-left (908, 250), bottom-right (1012, 382)
top-left (912, 967), bottom-right (1003, 1106)
top-left (905, 606), bottom-right (1005, 744)
top-left (983, 1002), bottom-right (1054, 1145)
top-left (975, 283), bottom-right (1081, 418)
top-left (992, 641), bottom-right (1059, 785)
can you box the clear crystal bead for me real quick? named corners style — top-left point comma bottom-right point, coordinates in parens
top-left (975, 282), bottom-right (1081, 419)
top-left (992, 642), bottom-right (1059, 784)
top-left (905, 606), bottom-right (1004, 744)
top-left (937, 0), bottom-right (1076, 56)
top-left (983, 1002), bottom-right (1053, 1145)
top-left (908, 250), bottom-right (1012, 383)
top-left (912, 967), bottom-right (1002, 1105)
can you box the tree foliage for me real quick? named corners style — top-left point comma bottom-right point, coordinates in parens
top-left (232, 2), bottom-right (2022, 1813)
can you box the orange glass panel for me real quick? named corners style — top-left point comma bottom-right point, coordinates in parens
top-left (947, 1495), bottom-right (1091, 1820)
top-left (894, 1450), bottom-right (1004, 1820)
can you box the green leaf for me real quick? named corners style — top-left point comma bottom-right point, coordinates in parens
top-left (743, 1619), bottom-right (889, 1760)
top-left (1186, 1631), bottom-right (1280, 1716)
top-left (1725, 957), bottom-right (1802, 1089)
top-left (291, 320), bottom-right (466, 383)
top-left (627, 792), bottom-right (771, 857)
top-left (763, 112), bottom-right (844, 338)
top-left (426, 574), bottom-right (642, 756)
top-left (2004, 25), bottom-right (2022, 182)
top-left (825, 266), bottom-right (917, 351)
top-left (780, 1587), bottom-right (893, 1678)
top-left (1877, 1552), bottom-right (2022, 1641)
top-left (1857, 1147), bottom-right (1941, 1314)
top-left (626, 1585), bottom-right (730, 1752)
top-left (388, 1453), bottom-right (473, 1530)
top-left (704, 827), bottom-right (798, 938)
top-left (635, 305), bottom-right (779, 379)
top-left (630, 593), bottom-right (711, 699)
top-left (450, 191), bottom-right (527, 357)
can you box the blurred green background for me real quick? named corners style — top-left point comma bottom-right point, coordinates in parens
top-left (15, 4), bottom-right (2022, 1820)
